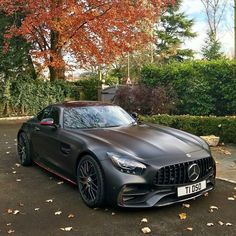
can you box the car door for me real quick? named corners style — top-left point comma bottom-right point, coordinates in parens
top-left (32, 106), bottom-right (76, 178)
top-left (31, 106), bottom-right (52, 162)
top-left (31, 107), bottom-right (61, 167)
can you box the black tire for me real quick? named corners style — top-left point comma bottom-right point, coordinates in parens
top-left (77, 155), bottom-right (105, 208)
top-left (17, 132), bottom-right (32, 166)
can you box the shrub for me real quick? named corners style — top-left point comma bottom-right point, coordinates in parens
top-left (76, 76), bottom-right (101, 101)
top-left (0, 77), bottom-right (80, 116)
top-left (141, 114), bottom-right (236, 143)
top-left (113, 85), bottom-right (177, 115)
top-left (140, 59), bottom-right (236, 116)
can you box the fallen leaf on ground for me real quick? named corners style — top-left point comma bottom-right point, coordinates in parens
top-left (15, 164), bottom-right (20, 167)
top-left (204, 192), bottom-right (209, 197)
top-left (141, 218), bottom-right (148, 224)
top-left (16, 179), bottom-right (21, 182)
top-left (218, 221), bottom-right (224, 226)
top-left (227, 197), bottom-right (235, 201)
top-left (13, 210), bottom-right (20, 215)
top-left (141, 227), bottom-right (151, 234)
top-left (234, 187), bottom-right (236, 190)
top-left (45, 199), bottom-right (53, 203)
top-left (68, 214), bottom-right (75, 218)
top-left (207, 223), bottom-right (214, 227)
top-left (19, 203), bottom-right (24, 207)
top-left (210, 206), bottom-right (218, 210)
top-left (55, 211), bottom-right (62, 215)
top-left (7, 229), bottom-right (15, 234)
top-left (179, 213), bottom-right (187, 220)
top-left (224, 150), bottom-right (231, 155)
top-left (217, 148), bottom-right (232, 155)
top-left (57, 181), bottom-right (64, 185)
top-left (6, 152), bottom-right (10, 154)
top-left (6, 223), bottom-right (12, 226)
top-left (182, 203), bottom-right (190, 208)
top-left (186, 227), bottom-right (193, 231)
top-left (226, 223), bottom-right (233, 226)
top-left (7, 209), bottom-right (13, 214)
top-left (34, 208), bottom-right (40, 211)
top-left (111, 212), bottom-right (116, 216)
top-left (60, 227), bottom-right (73, 231)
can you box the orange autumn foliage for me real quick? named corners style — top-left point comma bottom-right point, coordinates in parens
top-left (0, 0), bottom-right (174, 80)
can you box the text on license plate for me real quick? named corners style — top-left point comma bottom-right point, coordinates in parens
top-left (177, 180), bottom-right (206, 197)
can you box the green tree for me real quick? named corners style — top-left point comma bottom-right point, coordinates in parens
top-left (154, 0), bottom-right (197, 62)
top-left (0, 12), bottom-right (36, 80)
top-left (201, 31), bottom-right (224, 60)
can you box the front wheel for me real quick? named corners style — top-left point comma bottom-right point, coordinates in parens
top-left (17, 132), bottom-right (32, 166)
top-left (77, 155), bottom-right (105, 208)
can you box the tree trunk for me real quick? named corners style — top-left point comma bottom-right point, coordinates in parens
top-left (49, 65), bottom-right (65, 81)
top-left (27, 54), bottom-right (37, 80)
top-left (49, 15), bottom-right (65, 81)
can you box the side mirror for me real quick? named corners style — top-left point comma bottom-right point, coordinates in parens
top-left (40, 118), bottom-right (54, 126)
top-left (131, 112), bottom-right (138, 120)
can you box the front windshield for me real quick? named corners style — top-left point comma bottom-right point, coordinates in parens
top-left (63, 105), bottom-right (135, 129)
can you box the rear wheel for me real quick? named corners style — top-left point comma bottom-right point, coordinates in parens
top-left (77, 155), bottom-right (105, 208)
top-left (17, 132), bottom-right (32, 166)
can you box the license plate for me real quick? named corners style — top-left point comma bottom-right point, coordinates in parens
top-left (177, 180), bottom-right (206, 197)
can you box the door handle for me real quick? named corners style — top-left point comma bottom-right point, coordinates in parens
top-left (60, 144), bottom-right (71, 155)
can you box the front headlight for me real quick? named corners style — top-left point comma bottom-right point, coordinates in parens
top-left (107, 152), bottom-right (146, 175)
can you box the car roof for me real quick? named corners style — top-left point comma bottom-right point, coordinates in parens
top-left (53, 101), bottom-right (113, 108)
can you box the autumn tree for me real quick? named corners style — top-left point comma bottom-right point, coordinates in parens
top-left (0, 0), bottom-right (174, 81)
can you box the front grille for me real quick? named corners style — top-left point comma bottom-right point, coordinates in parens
top-left (154, 157), bottom-right (214, 186)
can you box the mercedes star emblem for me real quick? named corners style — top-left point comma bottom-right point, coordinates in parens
top-left (188, 164), bottom-right (200, 182)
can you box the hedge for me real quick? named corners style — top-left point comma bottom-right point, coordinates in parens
top-left (0, 78), bottom-right (80, 117)
top-left (141, 115), bottom-right (236, 144)
top-left (75, 76), bottom-right (101, 101)
top-left (140, 59), bottom-right (236, 116)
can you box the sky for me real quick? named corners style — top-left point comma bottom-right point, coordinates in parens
top-left (181, 0), bottom-right (234, 58)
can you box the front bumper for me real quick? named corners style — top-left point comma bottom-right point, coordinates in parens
top-left (101, 157), bottom-right (216, 208)
top-left (117, 175), bottom-right (215, 208)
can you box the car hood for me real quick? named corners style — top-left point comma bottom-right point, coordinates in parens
top-left (75, 124), bottom-right (209, 166)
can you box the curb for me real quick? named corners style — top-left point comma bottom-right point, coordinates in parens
top-left (216, 177), bottom-right (236, 184)
top-left (0, 116), bottom-right (33, 121)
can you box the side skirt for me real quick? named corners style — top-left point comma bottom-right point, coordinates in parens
top-left (33, 160), bottom-right (77, 185)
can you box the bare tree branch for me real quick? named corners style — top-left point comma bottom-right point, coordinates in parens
top-left (201, 0), bottom-right (228, 38)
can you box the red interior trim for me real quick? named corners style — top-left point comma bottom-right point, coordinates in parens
top-left (33, 160), bottom-right (77, 185)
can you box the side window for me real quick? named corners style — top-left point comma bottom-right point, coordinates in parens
top-left (43, 107), bottom-right (52, 120)
top-left (37, 107), bottom-right (51, 121)
top-left (37, 106), bottom-right (60, 125)
top-left (50, 108), bottom-right (60, 125)
top-left (37, 111), bottom-right (44, 121)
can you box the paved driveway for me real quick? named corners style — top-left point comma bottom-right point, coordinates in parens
top-left (0, 120), bottom-right (236, 236)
